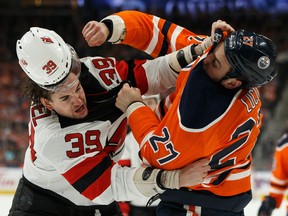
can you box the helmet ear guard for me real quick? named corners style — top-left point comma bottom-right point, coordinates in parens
top-left (224, 30), bottom-right (278, 88)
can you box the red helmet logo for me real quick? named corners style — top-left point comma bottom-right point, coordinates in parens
top-left (41, 37), bottom-right (54, 44)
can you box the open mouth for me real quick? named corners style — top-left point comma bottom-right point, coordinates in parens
top-left (75, 105), bottom-right (85, 113)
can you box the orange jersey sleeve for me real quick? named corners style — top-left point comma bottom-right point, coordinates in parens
top-left (112, 10), bottom-right (207, 58)
top-left (268, 133), bottom-right (288, 208)
top-left (128, 64), bottom-right (262, 197)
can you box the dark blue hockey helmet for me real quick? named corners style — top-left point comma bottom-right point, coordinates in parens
top-left (224, 30), bottom-right (278, 88)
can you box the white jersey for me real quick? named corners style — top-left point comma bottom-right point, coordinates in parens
top-left (120, 131), bottom-right (160, 207)
top-left (23, 55), bottom-right (177, 206)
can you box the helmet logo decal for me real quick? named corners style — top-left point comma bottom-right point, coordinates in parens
top-left (42, 60), bottom-right (58, 75)
top-left (243, 36), bottom-right (253, 47)
top-left (227, 34), bottom-right (235, 48)
top-left (19, 58), bottom-right (28, 67)
top-left (213, 30), bottom-right (223, 44)
top-left (41, 37), bottom-right (54, 44)
top-left (258, 56), bottom-right (270, 69)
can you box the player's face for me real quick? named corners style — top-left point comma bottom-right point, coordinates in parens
top-left (48, 80), bottom-right (88, 119)
top-left (202, 42), bottom-right (232, 82)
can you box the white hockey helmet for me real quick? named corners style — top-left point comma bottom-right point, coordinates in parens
top-left (16, 27), bottom-right (81, 92)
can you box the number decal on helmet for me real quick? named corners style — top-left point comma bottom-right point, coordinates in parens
top-left (42, 60), bottom-right (58, 75)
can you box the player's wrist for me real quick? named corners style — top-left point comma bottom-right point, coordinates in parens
top-left (133, 166), bottom-right (181, 198)
top-left (158, 170), bottom-right (180, 190)
top-left (194, 37), bottom-right (213, 56)
top-left (168, 44), bottom-right (193, 72)
top-left (168, 38), bottom-right (214, 73)
top-left (101, 15), bottom-right (126, 44)
top-left (100, 20), bottom-right (113, 41)
top-left (126, 101), bottom-right (146, 118)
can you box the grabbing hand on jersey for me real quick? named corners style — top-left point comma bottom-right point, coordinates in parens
top-left (194, 20), bottom-right (235, 56)
top-left (134, 158), bottom-right (210, 197)
top-left (179, 158), bottom-right (210, 187)
top-left (116, 83), bottom-right (143, 112)
top-left (168, 20), bottom-right (235, 72)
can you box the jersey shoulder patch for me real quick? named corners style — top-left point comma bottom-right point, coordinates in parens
top-left (81, 57), bottom-right (122, 90)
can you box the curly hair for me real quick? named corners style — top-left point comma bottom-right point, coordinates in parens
top-left (21, 76), bottom-right (53, 105)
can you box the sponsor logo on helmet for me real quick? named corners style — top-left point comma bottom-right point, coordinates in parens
top-left (228, 35), bottom-right (235, 48)
top-left (213, 32), bottom-right (222, 44)
top-left (258, 56), bottom-right (270, 69)
top-left (19, 58), bottom-right (28, 67)
top-left (41, 37), bottom-right (54, 44)
top-left (243, 36), bottom-right (253, 47)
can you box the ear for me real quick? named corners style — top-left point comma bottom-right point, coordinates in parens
top-left (222, 78), bottom-right (242, 89)
top-left (40, 98), bottom-right (53, 110)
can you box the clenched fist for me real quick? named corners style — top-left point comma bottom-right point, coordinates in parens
top-left (82, 21), bottom-right (109, 47)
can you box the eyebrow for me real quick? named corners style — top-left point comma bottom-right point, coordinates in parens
top-left (58, 94), bottom-right (69, 100)
top-left (57, 83), bottom-right (81, 100)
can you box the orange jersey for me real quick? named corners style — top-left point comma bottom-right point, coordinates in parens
top-left (268, 132), bottom-right (288, 208)
top-left (107, 10), bottom-right (260, 209)
top-left (129, 62), bottom-right (262, 197)
top-left (111, 11), bottom-right (262, 197)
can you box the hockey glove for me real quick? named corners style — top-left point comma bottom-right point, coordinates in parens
top-left (257, 196), bottom-right (276, 216)
top-left (133, 167), bottom-right (179, 197)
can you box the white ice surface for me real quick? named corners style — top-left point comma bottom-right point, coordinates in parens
top-left (0, 194), bottom-right (286, 216)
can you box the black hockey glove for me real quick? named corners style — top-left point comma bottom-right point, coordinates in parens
top-left (257, 196), bottom-right (276, 216)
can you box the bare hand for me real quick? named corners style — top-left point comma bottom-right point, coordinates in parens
top-left (179, 159), bottom-right (210, 187)
top-left (211, 20), bottom-right (235, 38)
top-left (116, 83), bottom-right (143, 112)
top-left (82, 21), bottom-right (109, 47)
top-left (193, 20), bottom-right (234, 55)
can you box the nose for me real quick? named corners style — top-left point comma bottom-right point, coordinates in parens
top-left (71, 92), bottom-right (82, 105)
top-left (203, 53), bottom-right (213, 64)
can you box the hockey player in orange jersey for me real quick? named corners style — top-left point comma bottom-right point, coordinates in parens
top-left (258, 125), bottom-right (288, 216)
top-left (104, 10), bottom-right (279, 216)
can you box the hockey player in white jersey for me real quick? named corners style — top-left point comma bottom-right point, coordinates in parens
top-left (9, 20), bottom-right (211, 215)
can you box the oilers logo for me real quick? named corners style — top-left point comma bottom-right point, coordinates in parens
top-left (258, 56), bottom-right (270, 69)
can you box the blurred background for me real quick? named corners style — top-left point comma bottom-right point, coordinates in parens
top-left (0, 0), bottom-right (288, 182)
